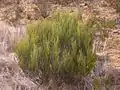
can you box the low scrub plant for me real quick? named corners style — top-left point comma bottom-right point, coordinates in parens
top-left (116, 0), bottom-right (120, 12)
top-left (15, 12), bottom-right (98, 81)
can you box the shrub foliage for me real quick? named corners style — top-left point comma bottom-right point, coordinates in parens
top-left (15, 12), bottom-right (97, 78)
top-left (116, 0), bottom-right (120, 12)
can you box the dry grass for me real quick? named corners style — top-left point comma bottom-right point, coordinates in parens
top-left (0, 21), bottom-right (25, 54)
top-left (106, 0), bottom-right (120, 12)
top-left (0, 22), bottom-right (38, 90)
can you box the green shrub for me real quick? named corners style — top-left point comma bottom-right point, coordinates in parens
top-left (15, 12), bottom-right (97, 79)
top-left (116, 0), bottom-right (120, 12)
top-left (102, 19), bottom-right (116, 29)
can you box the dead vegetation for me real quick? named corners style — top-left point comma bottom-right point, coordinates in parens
top-left (0, 0), bottom-right (120, 90)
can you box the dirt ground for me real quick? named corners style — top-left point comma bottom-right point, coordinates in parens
top-left (0, 0), bottom-right (120, 90)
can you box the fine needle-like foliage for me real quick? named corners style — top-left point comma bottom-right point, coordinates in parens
top-left (15, 12), bottom-right (97, 79)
